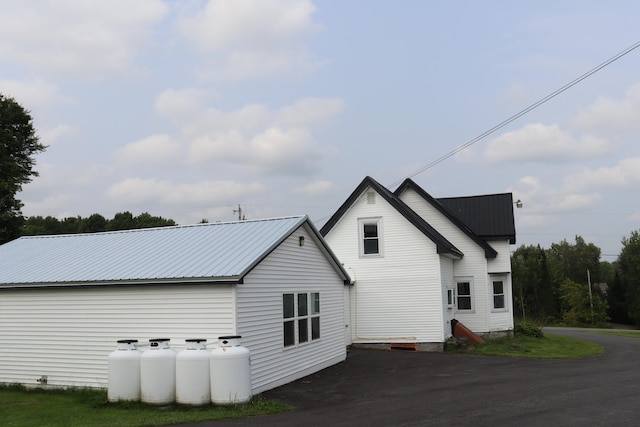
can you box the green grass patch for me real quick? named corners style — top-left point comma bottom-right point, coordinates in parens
top-left (447, 333), bottom-right (603, 359)
top-left (592, 330), bottom-right (640, 339)
top-left (0, 385), bottom-right (289, 427)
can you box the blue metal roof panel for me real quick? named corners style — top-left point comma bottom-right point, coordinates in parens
top-left (0, 216), bottom-right (306, 285)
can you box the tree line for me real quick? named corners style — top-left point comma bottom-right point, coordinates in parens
top-left (512, 233), bottom-right (640, 328)
top-left (21, 212), bottom-right (176, 236)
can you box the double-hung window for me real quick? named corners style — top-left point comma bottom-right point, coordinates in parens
top-left (283, 292), bottom-right (321, 348)
top-left (359, 218), bottom-right (382, 257)
top-left (456, 279), bottom-right (473, 311)
top-left (491, 276), bottom-right (507, 311)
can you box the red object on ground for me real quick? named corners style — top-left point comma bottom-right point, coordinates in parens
top-left (452, 320), bottom-right (485, 344)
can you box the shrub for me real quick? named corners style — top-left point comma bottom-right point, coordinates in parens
top-left (514, 321), bottom-right (544, 338)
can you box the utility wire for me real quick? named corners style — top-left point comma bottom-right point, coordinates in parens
top-left (388, 39), bottom-right (640, 189)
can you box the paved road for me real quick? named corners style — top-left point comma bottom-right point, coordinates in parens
top-left (183, 328), bottom-right (640, 426)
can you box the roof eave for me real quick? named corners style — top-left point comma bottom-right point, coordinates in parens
top-left (0, 276), bottom-right (243, 290)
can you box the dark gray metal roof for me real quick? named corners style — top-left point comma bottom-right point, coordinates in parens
top-left (320, 176), bottom-right (464, 258)
top-left (437, 193), bottom-right (517, 244)
top-left (0, 216), bottom-right (350, 288)
top-left (394, 179), bottom-right (499, 258)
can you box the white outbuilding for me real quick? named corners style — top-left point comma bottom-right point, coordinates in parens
top-left (0, 216), bottom-right (351, 394)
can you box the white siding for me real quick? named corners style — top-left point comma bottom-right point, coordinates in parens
top-left (325, 188), bottom-right (445, 344)
top-left (236, 225), bottom-right (347, 394)
top-left (440, 256), bottom-right (454, 339)
top-left (343, 284), bottom-right (352, 346)
top-left (0, 285), bottom-right (234, 388)
top-left (487, 240), bottom-right (515, 332)
top-left (400, 188), bottom-right (493, 333)
top-left (487, 240), bottom-right (512, 273)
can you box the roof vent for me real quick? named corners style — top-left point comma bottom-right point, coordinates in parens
top-left (367, 191), bottom-right (376, 204)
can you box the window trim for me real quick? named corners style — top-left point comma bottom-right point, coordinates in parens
top-left (358, 217), bottom-right (383, 258)
top-left (455, 278), bottom-right (474, 312)
top-left (490, 275), bottom-right (508, 312)
top-left (283, 292), bottom-right (321, 348)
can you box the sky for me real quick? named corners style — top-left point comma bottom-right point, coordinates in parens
top-left (1, 1), bottom-right (640, 260)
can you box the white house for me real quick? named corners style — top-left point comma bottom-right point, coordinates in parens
top-left (320, 176), bottom-right (516, 350)
top-left (0, 216), bottom-right (351, 394)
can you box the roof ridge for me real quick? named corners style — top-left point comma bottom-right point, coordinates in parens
top-left (18, 215), bottom-right (308, 240)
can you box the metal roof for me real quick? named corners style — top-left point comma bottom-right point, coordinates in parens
top-left (394, 179), bottom-right (499, 258)
top-left (437, 193), bottom-right (516, 244)
top-left (0, 216), bottom-right (328, 287)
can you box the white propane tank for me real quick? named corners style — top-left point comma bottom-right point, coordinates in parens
top-left (107, 339), bottom-right (141, 402)
top-left (176, 339), bottom-right (211, 406)
top-left (140, 338), bottom-right (176, 405)
top-left (210, 335), bottom-right (252, 405)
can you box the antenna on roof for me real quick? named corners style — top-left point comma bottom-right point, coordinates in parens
top-left (233, 205), bottom-right (246, 221)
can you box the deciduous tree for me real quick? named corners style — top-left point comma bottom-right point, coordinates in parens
top-left (0, 94), bottom-right (46, 244)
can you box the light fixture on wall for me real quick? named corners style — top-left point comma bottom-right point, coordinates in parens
top-left (514, 199), bottom-right (523, 209)
top-left (299, 236), bottom-right (305, 247)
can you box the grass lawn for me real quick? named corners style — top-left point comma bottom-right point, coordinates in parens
top-left (447, 333), bottom-right (603, 359)
top-left (592, 330), bottom-right (640, 339)
top-left (1, 385), bottom-right (289, 427)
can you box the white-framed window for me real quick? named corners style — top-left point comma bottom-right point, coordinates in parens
top-left (358, 217), bottom-right (382, 257)
top-left (283, 292), bottom-right (321, 348)
top-left (491, 276), bottom-right (508, 311)
top-left (456, 278), bottom-right (474, 311)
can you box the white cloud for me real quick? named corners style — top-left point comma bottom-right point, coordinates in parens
top-left (39, 124), bottom-right (76, 147)
top-left (188, 130), bottom-right (246, 163)
top-left (294, 180), bottom-right (335, 196)
top-left (551, 192), bottom-right (603, 212)
top-left (508, 175), bottom-right (603, 229)
top-left (188, 126), bottom-right (328, 175)
top-left (179, 97), bottom-right (343, 176)
top-left (572, 83), bottom-right (640, 135)
top-left (0, 0), bottom-right (168, 77)
top-left (116, 134), bottom-right (183, 166)
top-left (483, 123), bottom-right (612, 165)
top-left (278, 98), bottom-right (345, 128)
top-left (106, 178), bottom-right (264, 206)
top-left (185, 104), bottom-right (272, 138)
top-left (249, 127), bottom-right (323, 174)
top-left (563, 157), bottom-right (640, 193)
top-left (0, 78), bottom-right (66, 109)
top-left (21, 194), bottom-right (74, 218)
top-left (177, 0), bottom-right (322, 80)
top-left (177, 0), bottom-right (319, 51)
top-left (155, 88), bottom-right (215, 119)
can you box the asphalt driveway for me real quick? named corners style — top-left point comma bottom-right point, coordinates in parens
top-left (183, 328), bottom-right (640, 426)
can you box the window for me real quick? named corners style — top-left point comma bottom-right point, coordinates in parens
top-left (283, 294), bottom-right (295, 347)
top-left (283, 292), bottom-right (321, 347)
top-left (447, 288), bottom-right (455, 309)
top-left (456, 280), bottom-right (473, 311)
top-left (359, 218), bottom-right (382, 257)
top-left (492, 277), bottom-right (507, 311)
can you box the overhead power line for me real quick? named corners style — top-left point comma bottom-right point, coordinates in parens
top-left (388, 39), bottom-right (640, 189)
